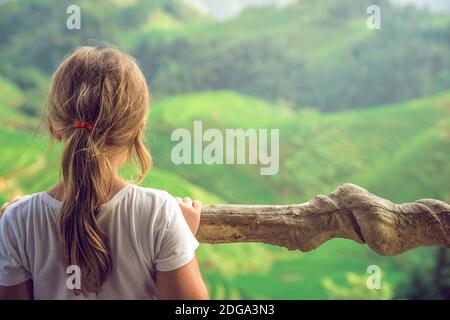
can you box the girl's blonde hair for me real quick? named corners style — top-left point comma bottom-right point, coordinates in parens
top-left (46, 47), bottom-right (151, 295)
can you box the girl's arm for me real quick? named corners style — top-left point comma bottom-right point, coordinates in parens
top-left (156, 256), bottom-right (209, 300)
top-left (0, 280), bottom-right (33, 300)
top-left (1, 195), bottom-right (33, 300)
top-left (156, 197), bottom-right (208, 300)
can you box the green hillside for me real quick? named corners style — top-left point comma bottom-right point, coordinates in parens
top-left (148, 90), bottom-right (450, 205)
top-left (282, 91), bottom-right (450, 203)
top-left (148, 91), bottom-right (296, 203)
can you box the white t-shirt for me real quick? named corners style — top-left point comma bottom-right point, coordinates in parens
top-left (0, 184), bottom-right (199, 299)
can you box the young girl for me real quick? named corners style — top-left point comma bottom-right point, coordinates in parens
top-left (0, 47), bottom-right (209, 300)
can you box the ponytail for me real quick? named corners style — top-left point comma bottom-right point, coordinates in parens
top-left (58, 128), bottom-right (112, 295)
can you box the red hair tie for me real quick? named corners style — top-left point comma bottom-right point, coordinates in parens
top-left (73, 120), bottom-right (94, 133)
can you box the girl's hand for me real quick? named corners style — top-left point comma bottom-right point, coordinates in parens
top-left (0, 195), bottom-right (28, 216)
top-left (176, 197), bottom-right (202, 236)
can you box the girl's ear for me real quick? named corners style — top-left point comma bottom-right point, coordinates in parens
top-left (48, 117), bottom-right (62, 141)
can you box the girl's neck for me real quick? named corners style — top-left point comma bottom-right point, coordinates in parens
top-left (47, 176), bottom-right (128, 203)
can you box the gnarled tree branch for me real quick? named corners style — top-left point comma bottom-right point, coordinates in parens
top-left (197, 183), bottom-right (450, 255)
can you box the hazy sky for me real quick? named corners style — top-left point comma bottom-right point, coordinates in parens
top-left (392, 0), bottom-right (450, 12)
top-left (182, 0), bottom-right (296, 20)
top-left (182, 0), bottom-right (450, 19)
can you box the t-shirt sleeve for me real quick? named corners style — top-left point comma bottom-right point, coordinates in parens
top-left (154, 194), bottom-right (200, 272)
top-left (0, 210), bottom-right (31, 286)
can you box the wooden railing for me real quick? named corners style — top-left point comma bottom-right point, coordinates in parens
top-left (197, 183), bottom-right (450, 255)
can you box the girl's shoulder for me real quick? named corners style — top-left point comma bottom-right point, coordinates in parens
top-left (121, 185), bottom-right (185, 245)
top-left (0, 192), bottom-right (44, 229)
top-left (128, 184), bottom-right (175, 206)
top-left (123, 184), bottom-right (180, 220)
